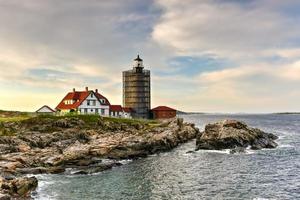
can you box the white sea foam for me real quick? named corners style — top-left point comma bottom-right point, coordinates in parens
top-left (195, 148), bottom-right (256, 155)
top-left (118, 159), bottom-right (133, 165)
top-left (196, 149), bottom-right (231, 154)
top-left (279, 144), bottom-right (294, 148)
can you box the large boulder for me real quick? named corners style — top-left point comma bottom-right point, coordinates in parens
top-left (0, 176), bottom-right (38, 198)
top-left (196, 120), bottom-right (278, 151)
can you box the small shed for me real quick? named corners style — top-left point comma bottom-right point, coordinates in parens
top-left (123, 107), bottom-right (133, 118)
top-left (109, 105), bottom-right (123, 117)
top-left (151, 106), bottom-right (177, 119)
top-left (36, 105), bottom-right (55, 114)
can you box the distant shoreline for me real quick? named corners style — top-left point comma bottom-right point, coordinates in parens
top-left (1, 110), bottom-right (300, 117)
top-left (177, 111), bottom-right (300, 115)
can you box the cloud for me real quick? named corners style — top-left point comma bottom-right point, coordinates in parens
top-left (1, 0), bottom-right (300, 112)
top-left (0, 0), bottom-right (163, 110)
top-left (152, 0), bottom-right (300, 61)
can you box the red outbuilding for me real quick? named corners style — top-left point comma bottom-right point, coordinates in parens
top-left (151, 106), bottom-right (177, 119)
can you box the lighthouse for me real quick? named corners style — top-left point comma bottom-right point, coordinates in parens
top-left (122, 55), bottom-right (151, 118)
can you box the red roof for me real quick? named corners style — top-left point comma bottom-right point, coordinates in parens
top-left (123, 107), bottom-right (133, 113)
top-left (56, 89), bottom-right (110, 110)
top-left (56, 91), bottom-right (90, 110)
top-left (110, 105), bottom-right (123, 112)
top-left (151, 106), bottom-right (176, 111)
top-left (95, 92), bottom-right (110, 106)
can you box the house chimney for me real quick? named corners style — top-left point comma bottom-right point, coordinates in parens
top-left (95, 89), bottom-right (98, 93)
top-left (73, 88), bottom-right (76, 92)
top-left (85, 87), bottom-right (88, 91)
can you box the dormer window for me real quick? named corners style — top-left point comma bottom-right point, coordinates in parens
top-left (100, 99), bottom-right (105, 104)
top-left (64, 99), bottom-right (74, 105)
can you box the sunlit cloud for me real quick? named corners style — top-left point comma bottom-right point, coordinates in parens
top-left (1, 0), bottom-right (300, 112)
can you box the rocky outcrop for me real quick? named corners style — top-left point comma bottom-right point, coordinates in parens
top-left (0, 116), bottom-right (199, 198)
top-left (196, 120), bottom-right (278, 151)
top-left (0, 176), bottom-right (38, 199)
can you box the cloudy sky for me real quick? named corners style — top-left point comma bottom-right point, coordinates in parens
top-left (1, 0), bottom-right (300, 113)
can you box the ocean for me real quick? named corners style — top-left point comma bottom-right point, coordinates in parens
top-left (33, 114), bottom-right (300, 200)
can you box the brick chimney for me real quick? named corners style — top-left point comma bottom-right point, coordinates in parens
top-left (95, 89), bottom-right (98, 93)
top-left (73, 88), bottom-right (76, 92)
top-left (85, 87), bottom-right (88, 91)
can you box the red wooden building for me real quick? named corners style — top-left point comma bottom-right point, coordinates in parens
top-left (151, 106), bottom-right (177, 119)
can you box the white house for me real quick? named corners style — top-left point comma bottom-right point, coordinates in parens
top-left (36, 105), bottom-right (55, 114)
top-left (56, 87), bottom-right (110, 116)
top-left (109, 105), bottom-right (133, 118)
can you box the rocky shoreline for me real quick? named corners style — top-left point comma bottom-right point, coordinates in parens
top-left (0, 116), bottom-right (279, 199)
top-left (0, 115), bottom-right (199, 199)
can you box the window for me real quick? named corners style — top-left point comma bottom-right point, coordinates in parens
top-left (91, 93), bottom-right (94, 98)
top-left (95, 109), bottom-right (99, 114)
top-left (87, 100), bottom-right (90, 106)
top-left (91, 109), bottom-right (93, 112)
top-left (92, 100), bottom-right (96, 106)
top-left (101, 109), bottom-right (105, 115)
top-left (84, 108), bottom-right (87, 113)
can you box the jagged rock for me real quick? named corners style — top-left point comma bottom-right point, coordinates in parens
top-left (16, 166), bottom-right (65, 174)
top-left (0, 176), bottom-right (37, 197)
top-left (17, 144), bottom-right (31, 152)
top-left (72, 162), bottom-right (121, 175)
top-left (196, 120), bottom-right (278, 151)
top-left (186, 150), bottom-right (195, 154)
top-left (229, 147), bottom-right (246, 154)
top-left (53, 118), bottom-right (84, 128)
top-left (0, 193), bottom-right (10, 200)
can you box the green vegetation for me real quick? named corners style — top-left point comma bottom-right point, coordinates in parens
top-left (0, 116), bottom-right (31, 122)
top-left (0, 110), bottom-right (161, 136)
top-left (104, 116), bottom-right (158, 126)
top-left (35, 114), bottom-right (102, 124)
top-left (0, 110), bottom-right (32, 122)
top-left (30, 113), bottom-right (159, 126)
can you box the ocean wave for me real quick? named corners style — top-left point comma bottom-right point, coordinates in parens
top-left (194, 148), bottom-right (256, 155)
top-left (279, 144), bottom-right (294, 148)
top-left (118, 159), bottom-right (133, 165)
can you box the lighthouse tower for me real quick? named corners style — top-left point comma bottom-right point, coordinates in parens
top-left (122, 55), bottom-right (151, 118)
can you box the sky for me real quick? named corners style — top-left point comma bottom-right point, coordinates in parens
top-left (0, 0), bottom-right (300, 113)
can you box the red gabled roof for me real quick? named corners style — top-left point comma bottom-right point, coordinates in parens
top-left (56, 91), bottom-right (90, 110)
top-left (123, 107), bottom-right (133, 113)
top-left (110, 105), bottom-right (123, 112)
top-left (95, 92), bottom-right (110, 106)
top-left (56, 89), bottom-right (111, 110)
top-left (151, 106), bottom-right (176, 111)
top-left (36, 105), bottom-right (55, 112)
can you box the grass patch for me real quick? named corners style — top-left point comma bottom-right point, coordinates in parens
top-left (0, 110), bottom-right (33, 122)
top-left (0, 129), bottom-right (15, 136)
top-left (35, 114), bottom-right (101, 124)
top-left (31, 114), bottom-right (159, 126)
top-left (0, 111), bottom-right (161, 134)
top-left (0, 115), bottom-right (32, 122)
top-left (104, 116), bottom-right (159, 126)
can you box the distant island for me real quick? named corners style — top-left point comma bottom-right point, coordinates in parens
top-left (176, 111), bottom-right (207, 115)
top-left (273, 112), bottom-right (300, 115)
